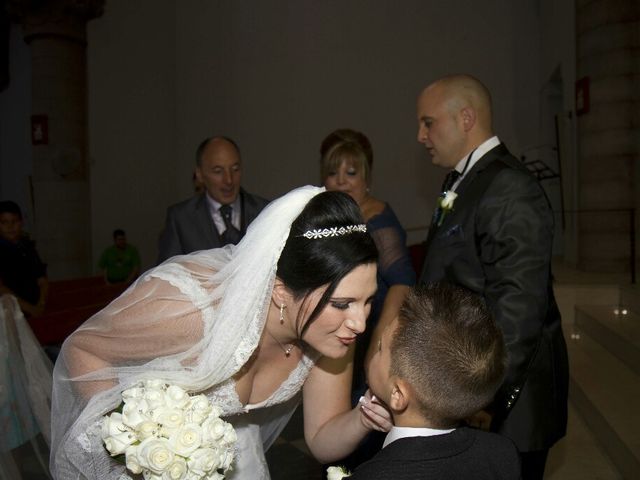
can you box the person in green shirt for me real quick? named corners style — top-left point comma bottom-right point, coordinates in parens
top-left (98, 229), bottom-right (140, 284)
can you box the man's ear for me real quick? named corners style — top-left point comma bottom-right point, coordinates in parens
top-left (460, 106), bottom-right (476, 132)
top-left (195, 167), bottom-right (204, 184)
top-left (388, 378), bottom-right (411, 414)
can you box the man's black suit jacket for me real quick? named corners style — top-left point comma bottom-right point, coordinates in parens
top-left (350, 427), bottom-right (521, 479)
top-left (419, 144), bottom-right (568, 452)
top-left (157, 189), bottom-right (269, 264)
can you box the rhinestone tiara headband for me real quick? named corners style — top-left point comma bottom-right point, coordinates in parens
top-left (301, 224), bottom-right (367, 239)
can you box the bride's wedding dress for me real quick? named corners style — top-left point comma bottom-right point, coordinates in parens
top-left (50, 186), bottom-right (325, 479)
top-left (0, 294), bottom-right (53, 479)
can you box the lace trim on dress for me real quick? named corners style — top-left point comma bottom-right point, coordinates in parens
top-left (206, 351), bottom-right (319, 416)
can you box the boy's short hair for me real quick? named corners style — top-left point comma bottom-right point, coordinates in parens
top-left (0, 200), bottom-right (23, 218)
top-left (113, 229), bottom-right (125, 238)
top-left (391, 283), bottom-right (506, 427)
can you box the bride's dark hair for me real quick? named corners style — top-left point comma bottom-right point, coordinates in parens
top-left (277, 191), bottom-right (378, 338)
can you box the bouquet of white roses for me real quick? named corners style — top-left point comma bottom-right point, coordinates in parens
top-left (101, 380), bottom-right (236, 480)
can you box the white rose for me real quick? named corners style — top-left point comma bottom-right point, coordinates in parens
top-left (185, 395), bottom-right (213, 424)
top-left (125, 445), bottom-right (143, 474)
top-left (182, 471), bottom-right (205, 480)
top-left (165, 385), bottom-right (190, 409)
top-left (201, 417), bottom-right (226, 446)
top-left (160, 456), bottom-right (188, 480)
top-left (101, 412), bottom-right (128, 439)
top-left (218, 448), bottom-right (234, 472)
top-left (137, 437), bottom-right (175, 474)
top-left (183, 472), bottom-right (203, 480)
top-left (154, 407), bottom-right (185, 432)
top-left (186, 447), bottom-right (220, 476)
top-left (144, 379), bottom-right (167, 390)
top-left (103, 431), bottom-right (136, 456)
top-left (221, 423), bottom-right (237, 445)
top-left (122, 399), bottom-right (152, 429)
top-left (441, 191), bottom-right (458, 209)
top-left (136, 420), bottom-right (161, 440)
top-left (204, 472), bottom-right (225, 480)
top-left (168, 424), bottom-right (203, 457)
top-left (327, 465), bottom-right (351, 480)
top-left (122, 386), bottom-right (145, 403)
top-left (145, 387), bottom-right (169, 410)
top-left (142, 470), bottom-right (163, 480)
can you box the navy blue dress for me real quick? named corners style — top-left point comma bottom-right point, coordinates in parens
top-left (352, 203), bottom-right (416, 401)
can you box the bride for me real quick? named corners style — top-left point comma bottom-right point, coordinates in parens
top-left (50, 186), bottom-right (392, 479)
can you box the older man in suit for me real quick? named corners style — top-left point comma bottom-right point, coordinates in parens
top-left (415, 74), bottom-right (568, 480)
top-left (157, 136), bottom-right (269, 263)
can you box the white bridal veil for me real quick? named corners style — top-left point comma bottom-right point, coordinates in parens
top-left (50, 186), bottom-right (324, 479)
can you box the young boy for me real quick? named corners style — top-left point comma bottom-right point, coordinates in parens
top-left (0, 200), bottom-right (48, 317)
top-left (353, 283), bottom-right (520, 479)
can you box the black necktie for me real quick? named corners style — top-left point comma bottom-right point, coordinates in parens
top-left (441, 169), bottom-right (461, 194)
top-left (219, 204), bottom-right (242, 245)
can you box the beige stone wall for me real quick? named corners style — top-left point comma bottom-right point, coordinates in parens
top-left (87, 0), bottom-right (547, 271)
top-left (3, 1), bottom-right (582, 275)
top-left (576, 0), bottom-right (640, 272)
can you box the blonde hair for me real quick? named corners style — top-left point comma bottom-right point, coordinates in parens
top-left (319, 129), bottom-right (373, 185)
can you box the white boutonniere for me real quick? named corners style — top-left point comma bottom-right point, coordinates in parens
top-left (437, 190), bottom-right (458, 226)
top-left (327, 465), bottom-right (351, 479)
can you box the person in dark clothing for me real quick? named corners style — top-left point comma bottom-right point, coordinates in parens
top-left (0, 200), bottom-right (48, 317)
top-left (349, 283), bottom-right (520, 479)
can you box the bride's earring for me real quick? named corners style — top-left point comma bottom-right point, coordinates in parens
top-left (280, 304), bottom-right (286, 324)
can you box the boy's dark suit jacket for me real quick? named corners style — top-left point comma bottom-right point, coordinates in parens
top-left (157, 189), bottom-right (269, 263)
top-left (350, 427), bottom-right (521, 479)
top-left (419, 144), bottom-right (568, 452)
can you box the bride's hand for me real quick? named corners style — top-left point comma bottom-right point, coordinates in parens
top-left (358, 389), bottom-right (393, 432)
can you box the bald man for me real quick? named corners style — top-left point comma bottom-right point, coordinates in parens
top-left (415, 74), bottom-right (568, 480)
top-left (157, 136), bottom-right (269, 263)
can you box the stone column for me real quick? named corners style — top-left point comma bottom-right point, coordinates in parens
top-left (9, 0), bottom-right (104, 278)
top-left (576, 0), bottom-right (640, 273)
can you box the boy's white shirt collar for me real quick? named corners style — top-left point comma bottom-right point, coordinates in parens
top-left (451, 135), bottom-right (501, 191)
top-left (383, 425), bottom-right (456, 448)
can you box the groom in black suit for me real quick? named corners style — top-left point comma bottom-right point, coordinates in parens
top-left (157, 136), bottom-right (269, 263)
top-left (416, 74), bottom-right (568, 480)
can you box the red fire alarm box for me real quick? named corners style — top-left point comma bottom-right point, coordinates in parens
top-left (31, 114), bottom-right (48, 145)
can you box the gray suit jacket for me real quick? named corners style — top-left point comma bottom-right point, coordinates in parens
top-left (157, 189), bottom-right (269, 264)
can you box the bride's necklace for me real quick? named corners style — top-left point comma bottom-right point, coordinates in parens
top-left (266, 329), bottom-right (295, 357)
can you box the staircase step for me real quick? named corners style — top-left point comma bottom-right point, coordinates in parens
top-left (546, 402), bottom-right (622, 479)
top-left (567, 326), bottom-right (640, 479)
top-left (575, 305), bottom-right (640, 375)
top-left (554, 284), bottom-right (620, 324)
top-left (620, 285), bottom-right (640, 314)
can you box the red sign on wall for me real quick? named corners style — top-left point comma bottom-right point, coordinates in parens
top-left (576, 77), bottom-right (590, 116)
top-left (31, 114), bottom-right (48, 145)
